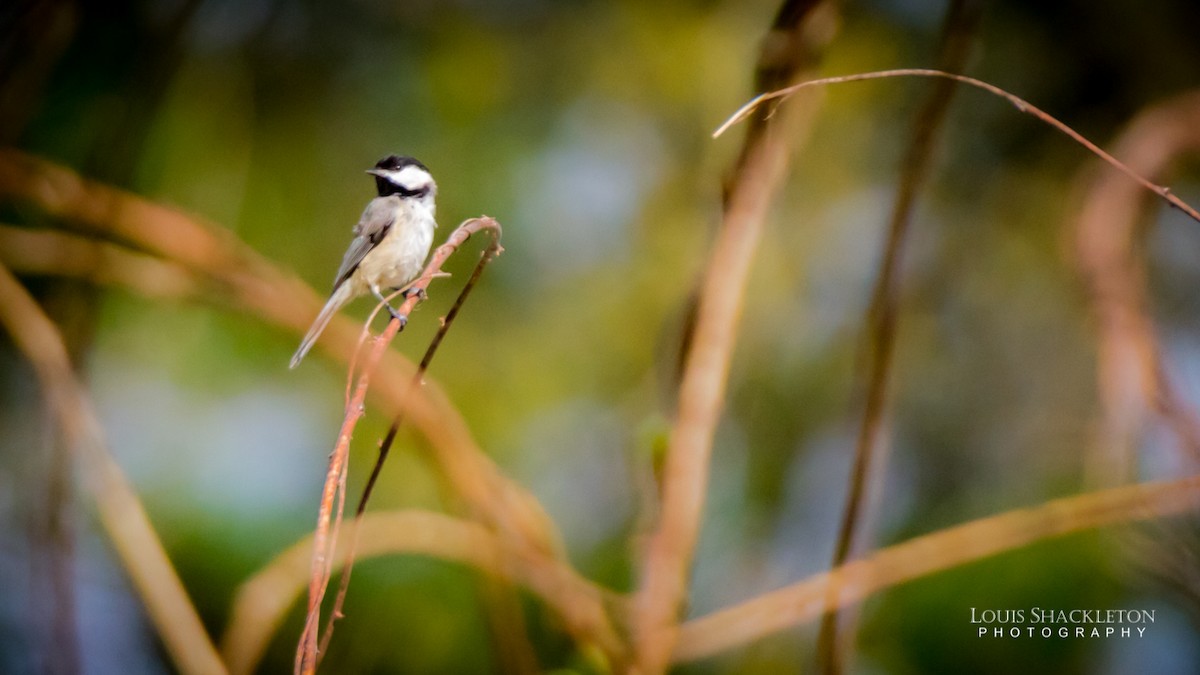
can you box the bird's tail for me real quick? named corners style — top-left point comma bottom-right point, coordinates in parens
top-left (290, 283), bottom-right (353, 369)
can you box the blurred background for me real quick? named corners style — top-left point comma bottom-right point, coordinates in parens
top-left (3, 0), bottom-right (1200, 672)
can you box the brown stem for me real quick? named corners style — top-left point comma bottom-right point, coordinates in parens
top-left (674, 474), bottom-right (1200, 663)
top-left (631, 3), bottom-right (839, 673)
top-left (0, 263), bottom-right (226, 675)
top-left (317, 224), bottom-right (513, 661)
top-left (0, 223), bottom-right (205, 297)
top-left (716, 69), bottom-right (1200, 226)
top-left (0, 216), bottom-right (612, 668)
top-left (223, 509), bottom-right (624, 675)
top-left (1073, 91), bottom-right (1200, 482)
top-left (816, 2), bottom-right (983, 671)
top-left (295, 218), bottom-right (503, 674)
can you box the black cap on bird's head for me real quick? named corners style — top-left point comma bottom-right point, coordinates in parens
top-left (373, 154), bottom-right (427, 173)
top-left (366, 155), bottom-right (435, 198)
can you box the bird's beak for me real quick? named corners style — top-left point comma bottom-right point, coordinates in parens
top-left (365, 169), bottom-right (385, 177)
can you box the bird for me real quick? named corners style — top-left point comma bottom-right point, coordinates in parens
top-left (289, 154), bottom-right (438, 369)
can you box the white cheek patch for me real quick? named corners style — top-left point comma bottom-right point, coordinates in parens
top-left (387, 166), bottom-right (432, 192)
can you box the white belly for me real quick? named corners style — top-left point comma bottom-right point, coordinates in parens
top-left (354, 202), bottom-right (435, 292)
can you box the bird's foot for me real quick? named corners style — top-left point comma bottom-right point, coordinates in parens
top-left (386, 304), bottom-right (408, 328)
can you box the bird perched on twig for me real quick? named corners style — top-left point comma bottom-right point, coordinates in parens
top-left (290, 155), bottom-right (437, 368)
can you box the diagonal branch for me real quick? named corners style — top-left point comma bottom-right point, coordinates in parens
top-left (674, 474), bottom-right (1200, 663)
top-left (0, 206), bottom-right (594, 663)
top-left (715, 69), bottom-right (1200, 226)
top-left (0, 192), bottom-right (623, 669)
top-left (296, 217), bottom-right (503, 674)
top-left (0, 223), bottom-right (204, 298)
top-left (0, 263), bottom-right (226, 675)
top-left (318, 223), bottom-right (512, 658)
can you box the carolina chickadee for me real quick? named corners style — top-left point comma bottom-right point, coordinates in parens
top-left (290, 155), bottom-right (437, 368)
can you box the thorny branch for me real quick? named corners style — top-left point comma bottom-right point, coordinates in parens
top-left (0, 156), bottom-right (617, 668)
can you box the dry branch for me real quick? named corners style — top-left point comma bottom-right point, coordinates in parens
top-left (631, 3), bottom-right (839, 673)
top-left (222, 509), bottom-right (622, 675)
top-left (818, 3), bottom-right (982, 671)
top-left (0, 148), bottom-right (256, 274)
top-left (1073, 91), bottom-right (1200, 482)
top-left (0, 263), bottom-right (226, 675)
top-left (0, 223), bottom-right (202, 298)
top-left (674, 475), bottom-right (1200, 663)
top-left (295, 217), bottom-right (503, 674)
top-left (715, 69), bottom-right (1200, 226)
top-left (320, 226), bottom-right (511, 658)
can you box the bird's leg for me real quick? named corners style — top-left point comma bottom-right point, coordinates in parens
top-left (399, 272), bottom-right (449, 301)
top-left (371, 285), bottom-right (407, 327)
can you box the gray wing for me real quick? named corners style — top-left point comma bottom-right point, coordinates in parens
top-left (330, 197), bottom-right (396, 291)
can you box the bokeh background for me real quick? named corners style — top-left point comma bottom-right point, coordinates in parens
top-left (3, 0), bottom-right (1200, 672)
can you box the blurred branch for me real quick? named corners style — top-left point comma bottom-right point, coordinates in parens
top-left (0, 148), bottom-right (262, 275)
top-left (225, 509), bottom-right (623, 675)
top-left (631, 3), bottom-right (839, 673)
top-left (716, 70), bottom-right (1200, 226)
top-left (295, 218), bottom-right (503, 674)
top-left (729, 0), bottom-right (837, 179)
top-left (817, 2), bottom-right (983, 671)
top-left (1128, 519), bottom-right (1200, 632)
top-left (0, 223), bottom-right (204, 298)
top-left (0, 262), bottom-right (226, 675)
top-left (673, 474), bottom-right (1200, 663)
top-left (0, 2), bottom-right (77, 145)
top-left (1073, 91), bottom-right (1200, 483)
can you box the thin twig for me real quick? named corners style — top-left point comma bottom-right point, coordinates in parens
top-left (816, 3), bottom-right (983, 671)
top-left (714, 69), bottom-right (1200, 225)
top-left (295, 217), bottom-right (503, 674)
top-left (674, 474), bottom-right (1200, 663)
top-left (318, 223), bottom-right (504, 658)
top-left (0, 263), bottom-right (226, 675)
